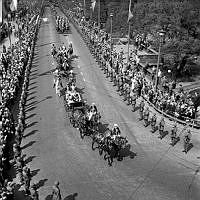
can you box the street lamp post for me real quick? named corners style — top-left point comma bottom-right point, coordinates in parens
top-left (83, 0), bottom-right (86, 16)
top-left (98, 0), bottom-right (100, 29)
top-left (7, 13), bottom-right (12, 48)
top-left (110, 13), bottom-right (113, 61)
top-left (154, 29), bottom-right (166, 92)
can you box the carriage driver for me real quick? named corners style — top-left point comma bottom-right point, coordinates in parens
top-left (88, 103), bottom-right (98, 121)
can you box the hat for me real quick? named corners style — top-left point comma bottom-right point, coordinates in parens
top-left (114, 124), bottom-right (118, 127)
top-left (54, 181), bottom-right (59, 186)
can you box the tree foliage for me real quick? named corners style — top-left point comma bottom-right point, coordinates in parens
top-left (66, 0), bottom-right (200, 77)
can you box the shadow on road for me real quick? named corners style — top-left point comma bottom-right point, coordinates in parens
top-left (25, 121), bottom-right (38, 129)
top-left (24, 129), bottom-right (38, 138)
top-left (119, 144), bottom-right (137, 160)
top-left (29, 81), bottom-right (37, 87)
top-left (63, 193), bottom-right (78, 200)
top-left (38, 69), bottom-right (54, 77)
top-left (35, 178), bottom-right (48, 189)
top-left (25, 113), bottom-right (37, 120)
top-left (25, 106), bottom-right (37, 112)
top-left (28, 86), bottom-right (38, 91)
top-left (26, 96), bottom-right (36, 102)
top-left (21, 141), bottom-right (36, 150)
top-left (26, 101), bottom-right (38, 107)
top-left (28, 91), bottom-right (37, 96)
top-left (31, 168), bottom-right (40, 178)
top-left (24, 155), bottom-right (36, 165)
top-left (45, 193), bottom-right (78, 200)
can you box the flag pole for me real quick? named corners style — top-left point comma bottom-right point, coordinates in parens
top-left (127, 21), bottom-right (131, 64)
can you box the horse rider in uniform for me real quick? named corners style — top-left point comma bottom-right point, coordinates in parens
top-left (143, 107), bottom-right (149, 127)
top-left (158, 117), bottom-right (165, 138)
top-left (183, 129), bottom-right (191, 153)
top-left (170, 122), bottom-right (178, 145)
top-left (139, 100), bottom-right (145, 120)
top-left (150, 113), bottom-right (157, 133)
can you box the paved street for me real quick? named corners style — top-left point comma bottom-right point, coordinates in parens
top-left (19, 6), bottom-right (200, 200)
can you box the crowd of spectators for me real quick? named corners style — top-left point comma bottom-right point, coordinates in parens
top-left (67, 9), bottom-right (199, 123)
top-left (0, 4), bottom-right (41, 199)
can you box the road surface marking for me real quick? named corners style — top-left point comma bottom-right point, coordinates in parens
top-left (81, 72), bottom-right (83, 76)
top-left (78, 65), bottom-right (80, 68)
top-left (83, 78), bottom-right (85, 82)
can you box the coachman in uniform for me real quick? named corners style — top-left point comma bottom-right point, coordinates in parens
top-left (151, 113), bottom-right (157, 133)
top-left (139, 100), bottom-right (145, 120)
top-left (158, 117), bottom-right (165, 138)
top-left (143, 107), bottom-right (149, 127)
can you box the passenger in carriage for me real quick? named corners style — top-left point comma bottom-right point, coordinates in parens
top-left (73, 92), bottom-right (81, 102)
top-left (87, 103), bottom-right (98, 121)
top-left (111, 124), bottom-right (121, 137)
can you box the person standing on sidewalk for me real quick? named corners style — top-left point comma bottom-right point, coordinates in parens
top-left (23, 167), bottom-right (31, 195)
top-left (30, 184), bottom-right (39, 200)
top-left (52, 181), bottom-right (62, 200)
